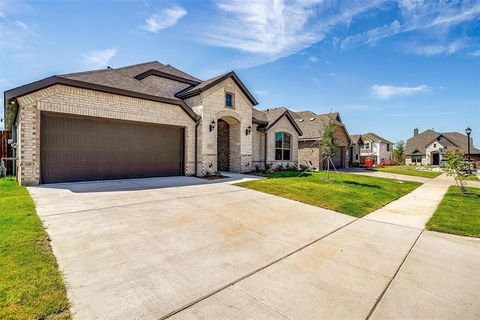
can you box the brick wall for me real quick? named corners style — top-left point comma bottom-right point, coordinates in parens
top-left (16, 84), bottom-right (196, 185)
top-left (266, 116), bottom-right (299, 169)
top-left (252, 124), bottom-right (265, 170)
top-left (193, 77), bottom-right (254, 175)
top-left (298, 140), bottom-right (320, 169)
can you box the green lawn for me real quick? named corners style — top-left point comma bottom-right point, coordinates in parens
top-left (0, 177), bottom-right (70, 320)
top-left (426, 186), bottom-right (480, 238)
top-left (236, 171), bottom-right (421, 217)
top-left (375, 165), bottom-right (442, 178)
top-left (465, 175), bottom-right (479, 181)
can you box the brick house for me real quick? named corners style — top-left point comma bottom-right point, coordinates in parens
top-left (254, 108), bottom-right (351, 170)
top-left (405, 128), bottom-right (480, 165)
top-left (4, 61), bottom-right (306, 185)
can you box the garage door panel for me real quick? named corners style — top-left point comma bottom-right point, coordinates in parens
top-left (41, 113), bottom-right (184, 183)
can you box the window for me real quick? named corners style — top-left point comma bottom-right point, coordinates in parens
top-left (412, 155), bottom-right (422, 163)
top-left (387, 144), bottom-right (390, 151)
top-left (363, 142), bottom-right (370, 149)
top-left (275, 132), bottom-right (291, 160)
top-left (225, 93), bottom-right (233, 108)
top-left (355, 154), bottom-right (359, 160)
top-left (433, 143), bottom-right (437, 148)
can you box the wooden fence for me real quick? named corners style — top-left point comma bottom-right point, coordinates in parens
top-left (0, 130), bottom-right (13, 175)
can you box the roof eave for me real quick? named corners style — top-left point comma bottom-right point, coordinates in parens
top-left (266, 111), bottom-right (303, 136)
top-left (176, 71), bottom-right (259, 106)
top-left (134, 69), bottom-right (201, 85)
top-left (4, 76), bottom-right (200, 122)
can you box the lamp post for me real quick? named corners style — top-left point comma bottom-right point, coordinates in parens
top-left (465, 127), bottom-right (472, 161)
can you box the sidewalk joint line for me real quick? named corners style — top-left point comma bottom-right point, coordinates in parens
top-left (365, 229), bottom-right (424, 320)
top-left (160, 218), bottom-right (358, 320)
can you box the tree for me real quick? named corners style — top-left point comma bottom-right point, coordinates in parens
top-left (443, 151), bottom-right (470, 194)
top-left (393, 140), bottom-right (405, 164)
top-left (320, 117), bottom-right (338, 180)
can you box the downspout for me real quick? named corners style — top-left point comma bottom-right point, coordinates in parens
top-left (263, 130), bottom-right (267, 169)
top-left (194, 119), bottom-right (200, 176)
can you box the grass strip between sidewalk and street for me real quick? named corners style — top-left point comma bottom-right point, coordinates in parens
top-left (0, 177), bottom-right (70, 320)
top-left (374, 165), bottom-right (442, 178)
top-left (426, 185), bottom-right (480, 238)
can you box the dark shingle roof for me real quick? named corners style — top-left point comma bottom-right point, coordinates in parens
top-left (59, 67), bottom-right (179, 100)
top-left (362, 132), bottom-right (393, 144)
top-left (255, 107), bottom-right (349, 142)
top-left (350, 134), bottom-right (363, 144)
top-left (406, 129), bottom-right (480, 155)
top-left (114, 61), bottom-right (201, 82)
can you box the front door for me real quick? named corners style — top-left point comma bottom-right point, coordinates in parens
top-left (432, 153), bottom-right (439, 165)
top-left (217, 119), bottom-right (230, 171)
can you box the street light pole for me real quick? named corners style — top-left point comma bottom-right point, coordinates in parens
top-left (465, 127), bottom-right (472, 161)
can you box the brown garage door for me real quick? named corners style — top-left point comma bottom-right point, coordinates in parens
top-left (41, 113), bottom-right (184, 183)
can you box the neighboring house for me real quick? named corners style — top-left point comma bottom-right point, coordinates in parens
top-left (4, 61), bottom-right (305, 185)
top-left (349, 134), bottom-right (364, 166)
top-left (358, 133), bottom-right (393, 164)
top-left (405, 128), bottom-right (480, 165)
top-left (254, 108), bottom-right (351, 170)
top-left (295, 111), bottom-right (351, 170)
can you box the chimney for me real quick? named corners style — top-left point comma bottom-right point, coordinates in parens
top-left (414, 128), bottom-right (419, 136)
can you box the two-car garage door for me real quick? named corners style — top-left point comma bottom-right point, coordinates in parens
top-left (41, 113), bottom-right (184, 184)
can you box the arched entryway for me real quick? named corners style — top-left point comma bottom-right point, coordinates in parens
top-left (217, 116), bottom-right (241, 172)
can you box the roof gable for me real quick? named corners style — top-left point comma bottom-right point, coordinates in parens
top-left (265, 109), bottom-right (303, 135)
top-left (176, 71), bottom-right (258, 106)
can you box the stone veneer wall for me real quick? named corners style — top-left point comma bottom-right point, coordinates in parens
top-left (252, 124), bottom-right (265, 170)
top-left (192, 77), bottom-right (254, 175)
top-left (15, 84), bottom-right (196, 185)
top-left (266, 116), bottom-right (299, 169)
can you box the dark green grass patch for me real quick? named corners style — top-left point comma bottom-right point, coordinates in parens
top-left (0, 177), bottom-right (70, 320)
top-left (426, 186), bottom-right (480, 238)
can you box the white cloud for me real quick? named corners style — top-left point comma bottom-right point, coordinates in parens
top-left (341, 1), bottom-right (480, 52)
top-left (328, 72), bottom-right (336, 77)
top-left (254, 89), bottom-right (269, 96)
top-left (83, 47), bottom-right (117, 68)
top-left (308, 55), bottom-right (319, 63)
top-left (411, 39), bottom-right (468, 56)
top-left (141, 5), bottom-right (187, 33)
top-left (202, 0), bottom-right (382, 63)
top-left (469, 49), bottom-right (480, 57)
top-left (371, 84), bottom-right (429, 100)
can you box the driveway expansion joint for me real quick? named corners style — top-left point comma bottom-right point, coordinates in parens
top-left (160, 218), bottom-right (358, 319)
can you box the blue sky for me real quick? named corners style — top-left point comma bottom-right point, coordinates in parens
top-left (1, 0), bottom-right (479, 143)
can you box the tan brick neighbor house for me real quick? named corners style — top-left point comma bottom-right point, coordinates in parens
top-left (405, 128), bottom-right (480, 165)
top-left (4, 61), bottom-right (309, 185)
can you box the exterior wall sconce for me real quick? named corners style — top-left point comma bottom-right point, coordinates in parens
top-left (209, 120), bottom-right (216, 132)
top-left (245, 125), bottom-right (252, 135)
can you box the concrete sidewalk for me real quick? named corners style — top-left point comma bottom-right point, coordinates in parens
top-left (365, 174), bottom-right (453, 229)
top-left (170, 173), bottom-right (480, 320)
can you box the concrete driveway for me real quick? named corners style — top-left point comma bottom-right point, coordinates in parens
top-left (28, 175), bottom-right (480, 319)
